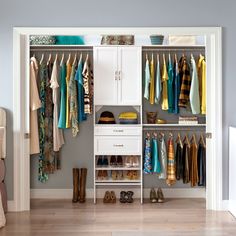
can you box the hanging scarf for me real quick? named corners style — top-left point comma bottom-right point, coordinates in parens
top-left (69, 64), bottom-right (79, 137)
top-left (159, 135), bottom-right (167, 179)
top-left (143, 137), bottom-right (152, 174)
top-left (178, 56), bottom-right (191, 108)
top-left (152, 137), bottom-right (161, 174)
top-left (161, 56), bottom-right (169, 110)
top-left (166, 137), bottom-right (176, 186)
top-left (149, 55), bottom-right (155, 104)
top-left (143, 57), bottom-right (150, 100)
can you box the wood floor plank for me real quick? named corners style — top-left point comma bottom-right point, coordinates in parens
top-left (0, 199), bottom-right (235, 236)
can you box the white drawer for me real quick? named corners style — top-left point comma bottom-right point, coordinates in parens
top-left (94, 136), bottom-right (141, 155)
top-left (94, 125), bottom-right (141, 136)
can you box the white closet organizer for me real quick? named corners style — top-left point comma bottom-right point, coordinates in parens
top-left (94, 44), bottom-right (206, 204)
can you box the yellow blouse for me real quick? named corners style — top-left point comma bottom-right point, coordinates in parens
top-left (161, 58), bottom-right (169, 110)
top-left (198, 55), bottom-right (206, 115)
top-left (149, 55), bottom-right (155, 105)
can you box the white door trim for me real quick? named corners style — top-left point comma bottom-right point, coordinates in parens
top-left (12, 27), bottom-right (222, 211)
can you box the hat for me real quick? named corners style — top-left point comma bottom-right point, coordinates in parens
top-left (98, 111), bottom-right (116, 124)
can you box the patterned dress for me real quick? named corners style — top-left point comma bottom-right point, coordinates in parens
top-left (38, 62), bottom-right (49, 182)
top-left (44, 63), bottom-right (55, 173)
top-left (69, 64), bottom-right (79, 137)
top-left (166, 137), bottom-right (176, 186)
top-left (143, 137), bottom-right (152, 174)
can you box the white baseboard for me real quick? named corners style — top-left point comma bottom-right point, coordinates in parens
top-left (7, 200), bottom-right (16, 212)
top-left (222, 200), bottom-right (229, 211)
top-left (30, 188), bottom-right (206, 199)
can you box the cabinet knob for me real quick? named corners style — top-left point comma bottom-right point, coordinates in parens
top-left (115, 71), bottom-right (118, 80)
top-left (113, 144), bottom-right (124, 147)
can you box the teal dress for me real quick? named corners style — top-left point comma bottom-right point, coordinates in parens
top-left (152, 137), bottom-right (161, 174)
top-left (58, 63), bottom-right (67, 128)
top-left (167, 56), bottom-right (174, 113)
top-left (75, 58), bottom-right (87, 122)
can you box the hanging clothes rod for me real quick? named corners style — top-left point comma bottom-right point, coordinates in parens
top-left (30, 48), bottom-right (93, 52)
top-left (143, 126), bottom-right (206, 131)
top-left (142, 48), bottom-right (205, 52)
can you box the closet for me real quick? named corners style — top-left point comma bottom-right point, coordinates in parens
top-left (27, 33), bottom-right (209, 206)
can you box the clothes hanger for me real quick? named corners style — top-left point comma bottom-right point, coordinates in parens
top-left (40, 53), bottom-right (44, 65)
top-left (73, 53), bottom-right (77, 65)
top-left (169, 132), bottom-right (173, 140)
top-left (86, 53), bottom-right (89, 62)
top-left (33, 53), bottom-right (36, 58)
top-left (163, 53), bottom-right (166, 64)
top-left (146, 132), bottom-right (150, 139)
top-left (47, 53), bottom-right (52, 65)
top-left (151, 53), bottom-right (154, 61)
top-left (183, 134), bottom-right (190, 148)
top-left (60, 53), bottom-right (64, 66)
top-left (200, 133), bottom-right (206, 148)
top-left (153, 132), bottom-right (158, 138)
top-left (67, 53), bottom-right (71, 64)
top-left (146, 53), bottom-right (148, 61)
top-left (174, 53), bottom-right (177, 63)
top-left (54, 53), bottom-right (58, 63)
top-left (176, 133), bottom-right (183, 148)
top-left (157, 53), bottom-right (159, 62)
top-left (159, 132), bottom-right (165, 139)
top-left (79, 53), bottom-right (83, 64)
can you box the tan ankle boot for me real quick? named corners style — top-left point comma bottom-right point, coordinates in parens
top-left (72, 168), bottom-right (79, 203)
top-left (79, 168), bottom-right (87, 203)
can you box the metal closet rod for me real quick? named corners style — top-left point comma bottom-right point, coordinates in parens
top-left (142, 48), bottom-right (205, 52)
top-left (30, 48), bottom-right (93, 52)
top-left (143, 127), bottom-right (206, 131)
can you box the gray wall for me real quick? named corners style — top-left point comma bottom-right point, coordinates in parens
top-left (0, 0), bottom-right (235, 200)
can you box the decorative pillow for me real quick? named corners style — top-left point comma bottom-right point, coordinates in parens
top-left (30, 35), bottom-right (56, 45)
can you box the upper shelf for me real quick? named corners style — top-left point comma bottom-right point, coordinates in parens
top-left (143, 124), bottom-right (206, 127)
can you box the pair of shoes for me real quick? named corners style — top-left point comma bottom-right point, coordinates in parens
top-left (103, 191), bottom-right (116, 203)
top-left (126, 170), bottom-right (139, 180)
top-left (97, 170), bottom-right (108, 180)
top-left (111, 170), bottom-right (123, 180)
top-left (119, 191), bottom-right (134, 203)
top-left (97, 156), bottom-right (108, 167)
top-left (110, 155), bottom-right (123, 167)
top-left (124, 156), bottom-right (139, 168)
top-left (72, 168), bottom-right (87, 203)
top-left (149, 187), bottom-right (164, 203)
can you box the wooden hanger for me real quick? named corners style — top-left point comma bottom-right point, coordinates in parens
top-left (73, 53), bottom-right (77, 65)
top-left (47, 53), bottom-right (52, 65)
top-left (79, 53), bottom-right (83, 64)
top-left (183, 134), bottom-right (190, 148)
top-left (157, 53), bottom-right (159, 62)
top-left (159, 132), bottom-right (165, 139)
top-left (86, 53), bottom-right (89, 61)
top-left (146, 53), bottom-right (148, 60)
top-left (153, 132), bottom-right (158, 138)
top-left (40, 53), bottom-right (44, 65)
top-left (163, 53), bottom-right (166, 64)
top-left (174, 53), bottom-right (177, 63)
top-left (151, 53), bottom-right (154, 61)
top-left (190, 134), bottom-right (197, 147)
top-left (60, 53), bottom-right (64, 66)
top-left (169, 132), bottom-right (173, 139)
top-left (146, 132), bottom-right (150, 139)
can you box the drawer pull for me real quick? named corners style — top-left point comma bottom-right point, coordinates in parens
top-left (113, 129), bottom-right (124, 133)
top-left (113, 144), bottom-right (124, 147)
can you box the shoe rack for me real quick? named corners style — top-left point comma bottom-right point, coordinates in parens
top-left (93, 106), bottom-right (143, 204)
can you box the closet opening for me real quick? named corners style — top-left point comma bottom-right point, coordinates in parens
top-left (12, 27), bottom-right (222, 211)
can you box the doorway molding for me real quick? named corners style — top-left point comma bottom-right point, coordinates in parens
top-left (12, 27), bottom-right (222, 211)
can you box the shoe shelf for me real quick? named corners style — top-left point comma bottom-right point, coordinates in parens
top-left (95, 182), bottom-right (141, 186)
top-left (95, 166), bottom-right (140, 170)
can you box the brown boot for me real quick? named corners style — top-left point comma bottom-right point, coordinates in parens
top-left (79, 168), bottom-right (87, 203)
top-left (72, 168), bottom-right (79, 203)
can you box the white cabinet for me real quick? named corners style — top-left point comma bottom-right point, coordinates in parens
top-left (94, 46), bottom-right (141, 105)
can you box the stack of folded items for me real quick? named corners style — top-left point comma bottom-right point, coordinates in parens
top-left (179, 116), bottom-right (198, 125)
top-left (119, 112), bottom-right (138, 124)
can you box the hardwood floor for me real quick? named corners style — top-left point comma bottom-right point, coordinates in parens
top-left (1, 199), bottom-right (235, 236)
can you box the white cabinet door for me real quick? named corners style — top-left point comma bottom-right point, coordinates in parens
top-left (94, 47), bottom-right (118, 105)
top-left (118, 47), bottom-right (141, 105)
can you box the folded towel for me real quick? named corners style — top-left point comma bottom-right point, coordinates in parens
top-left (119, 112), bottom-right (137, 120)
